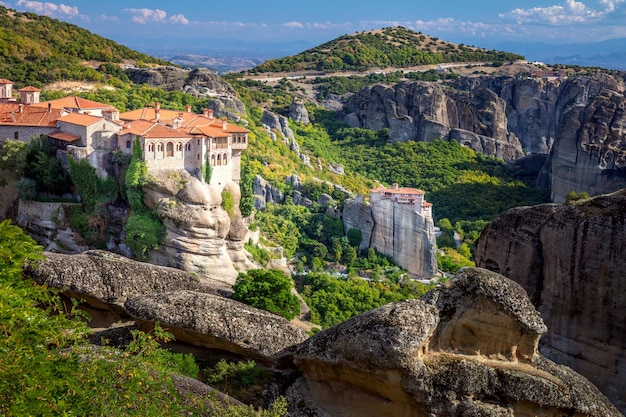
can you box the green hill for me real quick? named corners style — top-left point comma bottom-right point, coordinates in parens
top-left (0, 5), bottom-right (171, 87)
top-left (251, 26), bottom-right (524, 73)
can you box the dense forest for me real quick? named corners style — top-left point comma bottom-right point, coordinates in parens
top-left (251, 26), bottom-right (524, 73)
top-left (0, 5), bottom-right (169, 87)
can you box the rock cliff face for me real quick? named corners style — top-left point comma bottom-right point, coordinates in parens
top-left (343, 73), bottom-right (626, 199)
top-left (286, 268), bottom-right (620, 416)
top-left (474, 189), bottom-right (626, 413)
top-left (540, 82), bottom-right (626, 202)
top-left (343, 196), bottom-right (437, 278)
top-left (343, 80), bottom-right (524, 162)
top-left (143, 169), bottom-right (256, 284)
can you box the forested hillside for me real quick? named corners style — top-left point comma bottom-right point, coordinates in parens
top-left (251, 26), bottom-right (524, 73)
top-left (0, 5), bottom-right (169, 87)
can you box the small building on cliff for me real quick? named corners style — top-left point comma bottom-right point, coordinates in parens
top-left (343, 184), bottom-right (438, 278)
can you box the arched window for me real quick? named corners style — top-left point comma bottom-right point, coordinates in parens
top-left (217, 154), bottom-right (221, 166)
top-left (126, 140), bottom-right (131, 149)
top-left (223, 153), bottom-right (228, 164)
top-left (157, 143), bottom-right (163, 152)
top-left (166, 142), bottom-right (174, 157)
top-left (176, 143), bottom-right (182, 152)
top-left (186, 143), bottom-right (191, 151)
top-left (148, 143), bottom-right (154, 152)
top-left (211, 155), bottom-right (216, 166)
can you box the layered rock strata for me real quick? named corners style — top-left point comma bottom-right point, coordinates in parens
top-left (286, 268), bottom-right (620, 416)
top-left (475, 189), bottom-right (626, 413)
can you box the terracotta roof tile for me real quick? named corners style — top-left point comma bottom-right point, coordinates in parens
top-left (33, 96), bottom-right (116, 112)
top-left (48, 131), bottom-right (81, 142)
top-left (58, 112), bottom-right (102, 127)
top-left (0, 103), bottom-right (64, 127)
top-left (19, 86), bottom-right (40, 92)
top-left (0, 79), bottom-right (12, 84)
top-left (119, 120), bottom-right (191, 139)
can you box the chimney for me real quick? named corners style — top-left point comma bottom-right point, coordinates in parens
top-left (155, 102), bottom-right (160, 121)
top-left (204, 108), bottom-right (214, 119)
top-left (18, 104), bottom-right (23, 113)
top-left (185, 105), bottom-right (192, 113)
top-left (47, 102), bottom-right (51, 112)
top-left (392, 183), bottom-right (399, 189)
top-left (222, 117), bottom-right (227, 130)
top-left (155, 102), bottom-right (161, 110)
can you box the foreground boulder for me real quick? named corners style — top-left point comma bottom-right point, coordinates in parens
top-left (286, 268), bottom-right (620, 416)
top-left (24, 250), bottom-right (229, 312)
top-left (475, 189), bottom-right (626, 413)
top-left (124, 290), bottom-right (309, 364)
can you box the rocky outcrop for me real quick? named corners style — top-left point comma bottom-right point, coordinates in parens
top-left (253, 175), bottom-right (285, 210)
top-left (261, 110), bottom-right (294, 140)
top-left (343, 196), bottom-right (437, 278)
top-left (24, 250), bottom-right (228, 312)
top-left (343, 73), bottom-right (626, 199)
top-left (541, 88), bottom-right (626, 202)
top-left (126, 66), bottom-right (245, 119)
top-left (289, 99), bottom-right (310, 124)
top-left (143, 170), bottom-right (255, 284)
top-left (343, 81), bottom-right (524, 162)
top-left (125, 290), bottom-right (308, 364)
top-left (474, 189), bottom-right (626, 413)
top-left (286, 267), bottom-right (620, 416)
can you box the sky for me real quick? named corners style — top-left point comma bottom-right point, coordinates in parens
top-left (2, 0), bottom-right (626, 52)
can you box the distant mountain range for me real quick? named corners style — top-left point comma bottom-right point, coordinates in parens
top-left (489, 38), bottom-right (626, 70)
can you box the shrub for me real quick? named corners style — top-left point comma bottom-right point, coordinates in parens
top-left (232, 269), bottom-right (300, 320)
top-left (222, 190), bottom-right (235, 217)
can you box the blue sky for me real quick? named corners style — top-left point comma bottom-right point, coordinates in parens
top-left (3, 0), bottom-right (626, 49)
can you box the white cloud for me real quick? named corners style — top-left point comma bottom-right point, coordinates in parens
top-left (284, 21), bottom-right (304, 28)
top-left (501, 0), bottom-right (624, 24)
top-left (122, 8), bottom-right (167, 25)
top-left (169, 14), bottom-right (189, 25)
top-left (122, 8), bottom-right (189, 25)
top-left (97, 14), bottom-right (119, 23)
top-left (16, 0), bottom-right (78, 18)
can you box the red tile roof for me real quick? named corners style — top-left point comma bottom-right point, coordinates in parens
top-left (0, 79), bottom-right (12, 84)
top-left (119, 120), bottom-right (191, 139)
top-left (371, 186), bottom-right (425, 195)
top-left (33, 96), bottom-right (117, 112)
top-left (120, 107), bottom-right (249, 136)
top-left (19, 86), bottom-right (40, 92)
top-left (0, 103), bottom-right (64, 127)
top-left (58, 112), bottom-right (102, 127)
top-left (48, 131), bottom-right (81, 142)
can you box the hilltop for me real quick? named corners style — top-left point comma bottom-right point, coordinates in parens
top-left (250, 26), bottom-right (524, 74)
top-left (0, 5), bottom-right (170, 88)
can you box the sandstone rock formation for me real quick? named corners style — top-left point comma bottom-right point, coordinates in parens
top-left (474, 189), bottom-right (626, 413)
top-left (343, 81), bottom-right (525, 162)
top-left (342, 196), bottom-right (437, 278)
top-left (125, 290), bottom-right (309, 364)
top-left (24, 250), bottom-right (229, 312)
top-left (343, 73), bottom-right (626, 200)
top-left (286, 268), bottom-right (621, 416)
top-left (541, 86), bottom-right (626, 202)
top-left (143, 169), bottom-right (256, 284)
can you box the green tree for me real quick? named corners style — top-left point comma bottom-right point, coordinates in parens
top-left (232, 269), bottom-right (300, 320)
top-left (239, 161), bottom-right (255, 217)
